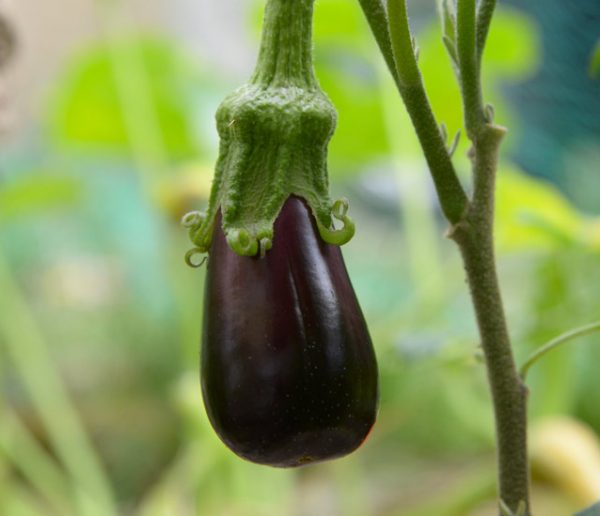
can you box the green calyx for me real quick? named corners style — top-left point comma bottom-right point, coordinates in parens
top-left (183, 0), bottom-right (355, 265)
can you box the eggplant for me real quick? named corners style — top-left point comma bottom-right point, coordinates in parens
top-left (201, 196), bottom-right (378, 467)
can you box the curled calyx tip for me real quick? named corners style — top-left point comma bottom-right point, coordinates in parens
top-left (185, 248), bottom-right (207, 268)
top-left (259, 237), bottom-right (273, 258)
top-left (181, 196), bottom-right (355, 265)
top-left (182, 210), bottom-right (210, 268)
top-left (226, 228), bottom-right (256, 256)
top-left (317, 197), bottom-right (356, 246)
top-left (181, 211), bottom-right (208, 232)
top-left (226, 228), bottom-right (273, 258)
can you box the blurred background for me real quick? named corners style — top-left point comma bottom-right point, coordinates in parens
top-left (0, 0), bottom-right (599, 514)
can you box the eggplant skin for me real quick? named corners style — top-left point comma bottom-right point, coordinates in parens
top-left (201, 196), bottom-right (378, 467)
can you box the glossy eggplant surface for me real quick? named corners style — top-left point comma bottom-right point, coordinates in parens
top-left (201, 196), bottom-right (378, 467)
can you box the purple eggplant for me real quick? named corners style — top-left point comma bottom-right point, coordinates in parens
top-left (201, 196), bottom-right (378, 467)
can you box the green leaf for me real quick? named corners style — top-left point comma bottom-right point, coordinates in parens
top-left (441, 0), bottom-right (457, 50)
top-left (576, 500), bottom-right (600, 516)
top-left (443, 35), bottom-right (459, 69)
top-left (495, 166), bottom-right (583, 252)
top-left (45, 36), bottom-right (215, 161)
top-left (482, 7), bottom-right (540, 78)
top-left (313, 0), bottom-right (368, 43)
top-left (0, 175), bottom-right (82, 222)
top-left (312, 0), bottom-right (391, 173)
top-left (315, 52), bottom-right (389, 173)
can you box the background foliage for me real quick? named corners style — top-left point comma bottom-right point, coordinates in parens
top-left (1, 0), bottom-right (600, 514)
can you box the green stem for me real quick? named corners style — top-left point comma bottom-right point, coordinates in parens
top-left (386, 0), bottom-right (421, 87)
top-left (450, 69), bottom-right (529, 515)
top-left (357, 0), bottom-right (400, 85)
top-left (358, 0), bottom-right (531, 511)
top-left (456, 0), bottom-right (485, 138)
top-left (452, 202), bottom-right (530, 514)
top-left (378, 65), bottom-right (448, 322)
top-left (476, 0), bottom-right (497, 62)
top-left (384, 0), bottom-right (468, 224)
top-left (453, 1), bottom-right (529, 510)
top-left (251, 0), bottom-right (316, 88)
top-left (520, 321), bottom-right (600, 381)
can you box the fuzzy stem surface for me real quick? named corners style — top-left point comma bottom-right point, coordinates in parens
top-left (359, 0), bottom-right (531, 511)
top-left (450, 126), bottom-right (530, 514)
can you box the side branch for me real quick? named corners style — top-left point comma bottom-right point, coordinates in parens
top-left (520, 321), bottom-right (600, 380)
top-left (396, 84), bottom-right (468, 224)
top-left (476, 0), bottom-right (497, 62)
top-left (456, 0), bottom-right (485, 138)
top-left (366, 0), bottom-right (469, 224)
top-left (357, 0), bottom-right (400, 85)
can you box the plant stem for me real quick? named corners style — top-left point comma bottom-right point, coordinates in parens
top-left (456, 0), bottom-right (485, 138)
top-left (476, 0), bottom-right (497, 62)
top-left (357, 0), bottom-right (400, 85)
top-left (454, 1), bottom-right (531, 510)
top-left (449, 126), bottom-right (531, 511)
top-left (359, 0), bottom-right (531, 511)
top-left (453, 5), bottom-right (531, 501)
top-left (520, 321), bottom-right (600, 381)
top-left (385, 0), bottom-right (468, 224)
top-left (251, 0), bottom-right (316, 88)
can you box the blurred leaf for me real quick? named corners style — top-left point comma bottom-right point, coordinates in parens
top-left (589, 40), bottom-right (600, 78)
top-left (316, 52), bottom-right (389, 172)
top-left (577, 501), bottom-right (600, 516)
top-left (313, 0), bottom-right (390, 173)
top-left (46, 36), bottom-right (214, 161)
top-left (0, 408), bottom-right (73, 514)
top-left (0, 481), bottom-right (48, 516)
top-left (313, 0), bottom-right (367, 43)
top-left (379, 345), bottom-right (494, 454)
top-left (483, 7), bottom-right (540, 79)
top-left (0, 175), bottom-right (82, 222)
top-left (496, 166), bottom-right (584, 252)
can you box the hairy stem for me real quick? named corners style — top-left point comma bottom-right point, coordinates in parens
top-left (357, 0), bottom-right (400, 85)
top-left (251, 0), bottom-right (316, 88)
top-left (359, 0), bottom-right (531, 511)
top-left (454, 1), bottom-right (531, 510)
top-left (476, 0), bottom-right (497, 62)
top-left (450, 126), bottom-right (530, 513)
top-left (456, 0), bottom-right (485, 137)
top-left (385, 0), bottom-right (468, 224)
